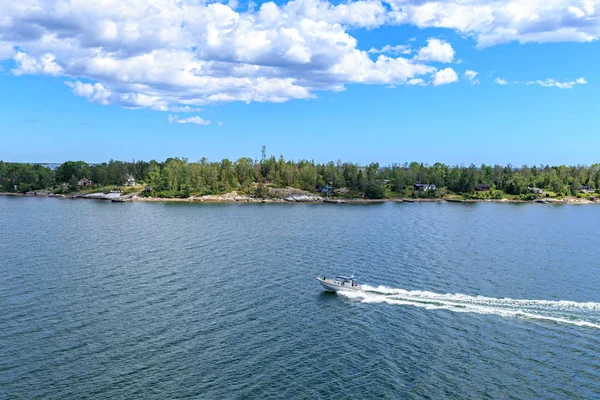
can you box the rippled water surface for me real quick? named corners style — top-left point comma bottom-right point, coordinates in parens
top-left (1, 197), bottom-right (600, 399)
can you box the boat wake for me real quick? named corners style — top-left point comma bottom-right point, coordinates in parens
top-left (339, 285), bottom-right (600, 329)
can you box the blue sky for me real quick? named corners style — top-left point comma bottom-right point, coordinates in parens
top-left (1, 0), bottom-right (599, 166)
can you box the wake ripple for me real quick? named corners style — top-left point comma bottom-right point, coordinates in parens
top-left (340, 285), bottom-right (600, 329)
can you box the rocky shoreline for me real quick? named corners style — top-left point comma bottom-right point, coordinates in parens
top-left (1, 191), bottom-right (598, 205)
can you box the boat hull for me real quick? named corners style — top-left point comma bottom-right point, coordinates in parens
top-left (316, 277), bottom-right (361, 292)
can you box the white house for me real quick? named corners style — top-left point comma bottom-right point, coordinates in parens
top-left (124, 174), bottom-right (136, 186)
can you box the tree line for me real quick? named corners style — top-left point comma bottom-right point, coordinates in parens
top-left (1, 157), bottom-right (599, 199)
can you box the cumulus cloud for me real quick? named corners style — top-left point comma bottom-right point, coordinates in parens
top-left (386, 0), bottom-right (600, 47)
top-left (432, 67), bottom-right (458, 86)
top-left (12, 52), bottom-right (63, 76)
top-left (368, 44), bottom-right (412, 55)
top-left (526, 77), bottom-right (587, 89)
top-left (0, 0), bottom-right (459, 111)
top-left (168, 115), bottom-right (211, 125)
top-left (464, 70), bottom-right (479, 84)
top-left (415, 38), bottom-right (455, 63)
top-left (0, 0), bottom-right (595, 111)
top-left (494, 77), bottom-right (508, 85)
top-left (65, 81), bottom-right (112, 105)
top-left (408, 78), bottom-right (426, 86)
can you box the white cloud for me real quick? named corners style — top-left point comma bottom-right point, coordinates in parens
top-left (408, 78), bottom-right (425, 86)
top-left (168, 115), bottom-right (211, 125)
top-left (415, 38), bottom-right (455, 63)
top-left (0, 0), bottom-right (458, 111)
top-left (526, 77), bottom-right (587, 89)
top-left (331, 51), bottom-right (435, 85)
top-left (494, 76), bottom-right (587, 88)
top-left (368, 44), bottom-right (412, 55)
top-left (432, 67), bottom-right (458, 86)
top-left (12, 52), bottom-right (63, 76)
top-left (386, 0), bottom-right (600, 47)
top-left (169, 106), bottom-right (203, 113)
top-left (464, 70), bottom-right (479, 84)
top-left (1, 0), bottom-right (595, 112)
top-left (65, 81), bottom-right (112, 105)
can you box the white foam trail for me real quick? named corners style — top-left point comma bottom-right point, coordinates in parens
top-left (340, 285), bottom-right (600, 329)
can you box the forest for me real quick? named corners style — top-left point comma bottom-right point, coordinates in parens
top-left (1, 156), bottom-right (599, 199)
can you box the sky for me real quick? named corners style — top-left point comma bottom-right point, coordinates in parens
top-left (0, 0), bottom-right (599, 166)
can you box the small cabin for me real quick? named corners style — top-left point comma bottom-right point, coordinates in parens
top-left (318, 185), bottom-right (334, 195)
top-left (475, 184), bottom-right (491, 191)
top-left (414, 183), bottom-right (436, 191)
top-left (123, 174), bottom-right (136, 186)
top-left (78, 178), bottom-right (93, 187)
top-left (528, 187), bottom-right (544, 194)
top-left (528, 187), bottom-right (545, 197)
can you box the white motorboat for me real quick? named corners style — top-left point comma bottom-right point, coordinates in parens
top-left (316, 275), bottom-right (361, 292)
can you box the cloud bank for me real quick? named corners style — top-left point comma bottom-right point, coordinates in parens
top-left (386, 0), bottom-right (600, 48)
top-left (0, 0), bottom-right (596, 111)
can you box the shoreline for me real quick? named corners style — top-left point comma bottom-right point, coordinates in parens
top-left (1, 192), bottom-right (598, 205)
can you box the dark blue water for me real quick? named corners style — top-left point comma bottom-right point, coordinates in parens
top-left (1, 197), bottom-right (599, 399)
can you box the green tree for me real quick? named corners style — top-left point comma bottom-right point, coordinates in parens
top-left (69, 174), bottom-right (79, 190)
top-left (234, 157), bottom-right (254, 188)
top-left (506, 174), bottom-right (527, 195)
top-left (55, 161), bottom-right (90, 183)
top-left (299, 162), bottom-right (317, 191)
top-left (570, 179), bottom-right (581, 196)
top-left (365, 183), bottom-right (384, 199)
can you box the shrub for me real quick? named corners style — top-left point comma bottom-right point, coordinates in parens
top-left (156, 190), bottom-right (189, 198)
top-left (365, 183), bottom-right (384, 199)
top-left (255, 183), bottom-right (269, 198)
top-left (520, 193), bottom-right (536, 201)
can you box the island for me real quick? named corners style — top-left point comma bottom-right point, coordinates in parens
top-left (1, 156), bottom-right (599, 204)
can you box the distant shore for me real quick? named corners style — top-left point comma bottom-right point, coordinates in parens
top-left (127, 196), bottom-right (600, 205)
top-left (2, 191), bottom-right (598, 205)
